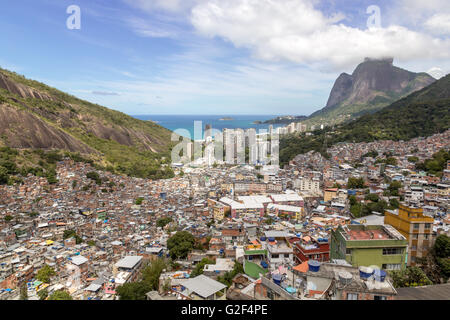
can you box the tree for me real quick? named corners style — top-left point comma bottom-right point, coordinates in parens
top-left (36, 264), bottom-right (56, 283)
top-left (365, 193), bottom-right (379, 202)
top-left (387, 181), bottom-right (402, 197)
top-left (347, 177), bottom-right (365, 189)
top-left (217, 262), bottom-right (244, 287)
top-left (142, 259), bottom-right (167, 290)
top-left (389, 198), bottom-right (400, 209)
top-left (432, 235), bottom-right (450, 281)
top-left (0, 166), bottom-right (9, 184)
top-left (37, 289), bottom-right (48, 300)
top-left (190, 258), bottom-right (214, 278)
top-left (135, 197), bottom-right (145, 205)
top-left (156, 217), bottom-right (173, 228)
top-left (116, 281), bottom-right (151, 300)
top-left (86, 171), bottom-right (101, 185)
top-left (4, 215), bottom-right (13, 222)
top-left (63, 229), bottom-right (83, 244)
top-left (20, 283), bottom-right (28, 300)
top-left (167, 231), bottom-right (195, 260)
top-left (390, 267), bottom-right (432, 288)
top-left (48, 290), bottom-right (73, 300)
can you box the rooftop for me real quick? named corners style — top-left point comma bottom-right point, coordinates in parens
top-left (115, 256), bottom-right (142, 269)
top-left (182, 275), bottom-right (227, 298)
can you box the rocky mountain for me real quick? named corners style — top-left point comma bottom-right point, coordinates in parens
top-left (308, 58), bottom-right (436, 125)
top-left (280, 73), bottom-right (450, 165)
top-left (0, 68), bottom-right (176, 179)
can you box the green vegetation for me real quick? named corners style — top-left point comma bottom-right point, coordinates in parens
top-left (384, 181), bottom-right (402, 197)
top-left (36, 264), bottom-right (56, 283)
top-left (347, 177), bottom-right (365, 189)
top-left (0, 67), bottom-right (176, 180)
top-left (37, 289), bottom-right (48, 300)
top-left (349, 192), bottom-right (395, 218)
top-left (135, 197), bottom-right (145, 205)
top-left (167, 231), bottom-right (195, 260)
top-left (156, 217), bottom-right (173, 228)
top-left (190, 258), bottom-right (215, 278)
top-left (63, 229), bottom-right (83, 244)
top-left (363, 150), bottom-right (379, 158)
top-left (48, 290), bottom-right (73, 300)
top-left (420, 234), bottom-right (450, 283)
top-left (415, 149), bottom-right (450, 177)
top-left (0, 148), bottom-right (91, 185)
top-left (116, 281), bottom-right (151, 300)
top-left (217, 262), bottom-right (245, 287)
top-left (20, 284), bottom-right (28, 300)
top-left (86, 171), bottom-right (102, 185)
top-left (116, 259), bottom-right (167, 300)
top-left (390, 267), bottom-right (432, 288)
top-left (279, 75), bottom-right (450, 166)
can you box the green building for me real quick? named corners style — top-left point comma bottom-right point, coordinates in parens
top-left (330, 224), bottom-right (408, 271)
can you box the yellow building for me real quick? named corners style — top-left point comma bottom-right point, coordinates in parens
top-left (208, 199), bottom-right (229, 221)
top-left (384, 204), bottom-right (434, 266)
top-left (324, 188), bottom-right (338, 202)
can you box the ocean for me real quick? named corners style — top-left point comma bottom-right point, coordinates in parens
top-left (132, 115), bottom-right (286, 139)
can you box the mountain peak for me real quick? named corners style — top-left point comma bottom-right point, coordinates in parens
top-left (363, 57), bottom-right (394, 65)
top-left (308, 58), bottom-right (436, 123)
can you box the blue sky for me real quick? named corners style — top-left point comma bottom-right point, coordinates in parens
top-left (0, 0), bottom-right (449, 115)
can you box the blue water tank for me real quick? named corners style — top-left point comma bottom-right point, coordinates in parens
top-left (260, 237), bottom-right (267, 241)
top-left (268, 237), bottom-right (275, 242)
top-left (359, 267), bottom-right (374, 280)
top-left (308, 260), bottom-right (321, 272)
top-left (374, 269), bottom-right (387, 282)
top-left (272, 274), bottom-right (282, 285)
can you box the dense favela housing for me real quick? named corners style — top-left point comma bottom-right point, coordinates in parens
top-left (0, 127), bottom-right (448, 301)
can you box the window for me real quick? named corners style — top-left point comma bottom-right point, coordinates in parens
top-left (383, 248), bottom-right (403, 255)
top-left (346, 249), bottom-right (352, 255)
top-left (347, 293), bottom-right (358, 300)
top-left (425, 223), bottom-right (431, 229)
top-left (382, 264), bottom-right (401, 270)
top-left (413, 234), bottom-right (418, 239)
top-left (272, 254), bottom-right (279, 259)
top-left (374, 295), bottom-right (387, 300)
top-left (414, 224), bottom-right (420, 229)
top-left (424, 234), bottom-right (429, 240)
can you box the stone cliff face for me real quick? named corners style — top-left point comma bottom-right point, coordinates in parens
top-left (0, 68), bottom-right (173, 155)
top-left (310, 58), bottom-right (436, 122)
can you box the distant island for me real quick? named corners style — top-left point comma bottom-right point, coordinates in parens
top-left (263, 115), bottom-right (308, 124)
top-left (253, 120), bottom-right (263, 124)
top-left (219, 117), bottom-right (234, 121)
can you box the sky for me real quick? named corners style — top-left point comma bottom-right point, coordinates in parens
top-left (0, 0), bottom-right (449, 116)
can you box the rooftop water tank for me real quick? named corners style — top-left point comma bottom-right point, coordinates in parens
top-left (359, 266), bottom-right (374, 280)
top-left (272, 274), bottom-right (282, 285)
top-left (308, 260), bottom-right (321, 272)
top-left (338, 271), bottom-right (353, 285)
top-left (374, 269), bottom-right (387, 282)
top-left (268, 237), bottom-right (275, 242)
top-left (260, 237), bottom-right (267, 241)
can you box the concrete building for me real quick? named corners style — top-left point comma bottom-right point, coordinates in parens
top-left (330, 224), bottom-right (408, 271)
top-left (384, 204), bottom-right (434, 266)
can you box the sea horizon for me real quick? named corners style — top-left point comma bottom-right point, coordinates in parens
top-left (132, 114), bottom-right (289, 139)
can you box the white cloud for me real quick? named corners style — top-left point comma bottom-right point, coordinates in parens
top-left (126, 16), bottom-right (177, 38)
top-left (122, 0), bottom-right (204, 13)
top-left (190, 0), bottom-right (450, 69)
top-left (424, 14), bottom-right (450, 36)
top-left (427, 67), bottom-right (445, 79)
